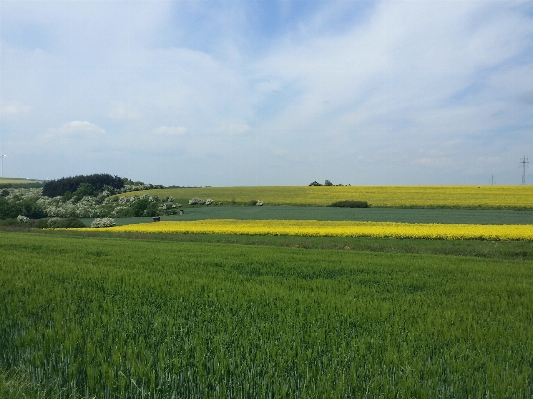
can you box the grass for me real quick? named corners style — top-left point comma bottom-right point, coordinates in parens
top-left (1, 230), bottom-right (533, 397)
top-left (3, 184), bottom-right (533, 396)
top-left (33, 228), bottom-right (533, 260)
top-left (0, 368), bottom-right (47, 399)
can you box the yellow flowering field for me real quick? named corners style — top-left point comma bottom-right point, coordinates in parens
top-left (0, 178), bottom-right (42, 184)
top-left (85, 219), bottom-right (533, 241)
top-left (125, 185), bottom-right (533, 209)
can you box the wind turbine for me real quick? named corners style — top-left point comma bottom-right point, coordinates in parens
top-left (0, 154), bottom-right (6, 178)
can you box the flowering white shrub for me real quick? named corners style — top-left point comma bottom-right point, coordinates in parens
top-left (5, 187), bottom-right (43, 201)
top-left (159, 202), bottom-right (178, 210)
top-left (17, 215), bottom-right (29, 223)
top-left (116, 183), bottom-right (164, 193)
top-left (256, 200), bottom-right (264, 206)
top-left (91, 218), bottom-right (116, 228)
top-left (189, 197), bottom-right (205, 205)
top-left (206, 199), bottom-right (214, 205)
top-left (2, 185), bottom-right (183, 220)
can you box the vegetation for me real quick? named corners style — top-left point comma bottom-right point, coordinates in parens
top-left (0, 179), bottom-right (167, 221)
top-left (33, 229), bottom-right (533, 261)
top-left (90, 218), bottom-right (116, 228)
top-left (0, 217), bottom-right (86, 229)
top-left (80, 206), bottom-right (533, 226)
top-left (0, 178), bottom-right (43, 184)
top-left (41, 173), bottom-right (125, 197)
top-left (0, 368), bottom-right (46, 399)
top-left (124, 185), bottom-right (533, 209)
top-left (2, 179), bottom-right (533, 396)
top-left (0, 195), bottom-right (46, 219)
top-left (329, 200), bottom-right (368, 208)
top-left (309, 180), bottom-right (344, 186)
top-left (1, 231), bottom-right (532, 398)
top-left (3, 180), bottom-right (533, 224)
top-left (0, 178), bottom-right (43, 189)
top-left (80, 219), bottom-right (533, 241)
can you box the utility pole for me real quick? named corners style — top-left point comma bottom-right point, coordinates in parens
top-left (491, 175), bottom-right (495, 185)
top-left (0, 154), bottom-right (6, 178)
top-left (520, 156), bottom-right (529, 185)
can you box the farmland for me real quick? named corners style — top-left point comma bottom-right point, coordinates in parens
top-left (0, 178), bottom-right (43, 185)
top-left (87, 206), bottom-right (533, 226)
top-left (2, 184), bottom-right (533, 398)
top-left (123, 185), bottom-right (533, 209)
top-left (1, 231), bottom-right (533, 398)
top-left (82, 219), bottom-right (533, 241)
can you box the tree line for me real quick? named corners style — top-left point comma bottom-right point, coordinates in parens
top-left (42, 174), bottom-right (125, 197)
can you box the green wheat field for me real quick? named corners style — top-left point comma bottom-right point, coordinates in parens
top-left (1, 230), bottom-right (532, 398)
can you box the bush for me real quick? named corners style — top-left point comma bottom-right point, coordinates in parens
top-left (329, 200), bottom-right (369, 208)
top-left (91, 218), bottom-right (116, 228)
top-left (189, 197), bottom-right (205, 205)
top-left (0, 218), bottom-right (20, 227)
top-left (19, 199), bottom-right (47, 219)
top-left (0, 197), bottom-right (21, 219)
top-left (17, 215), bottom-right (29, 223)
top-left (131, 198), bottom-right (159, 217)
top-left (55, 218), bottom-right (86, 228)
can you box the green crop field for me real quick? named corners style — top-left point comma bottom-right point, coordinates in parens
top-left (85, 206), bottom-right (533, 226)
top-left (1, 231), bottom-right (532, 398)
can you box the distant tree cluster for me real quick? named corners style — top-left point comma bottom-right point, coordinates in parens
top-left (309, 180), bottom-right (347, 186)
top-left (42, 174), bottom-right (125, 197)
top-left (0, 195), bottom-right (46, 219)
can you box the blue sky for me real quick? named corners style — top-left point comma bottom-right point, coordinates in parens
top-left (1, 0), bottom-right (532, 186)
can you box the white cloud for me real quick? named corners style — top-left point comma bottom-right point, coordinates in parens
top-left (219, 123), bottom-right (252, 136)
top-left (1, 1), bottom-right (531, 185)
top-left (152, 126), bottom-right (187, 136)
top-left (51, 121), bottom-right (106, 137)
top-left (0, 103), bottom-right (30, 117)
top-left (107, 104), bottom-right (140, 121)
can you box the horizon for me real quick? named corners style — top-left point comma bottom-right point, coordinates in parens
top-left (1, 1), bottom-right (532, 186)
top-left (1, 175), bottom-right (532, 188)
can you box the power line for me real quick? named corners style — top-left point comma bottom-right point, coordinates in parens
top-left (520, 156), bottom-right (529, 185)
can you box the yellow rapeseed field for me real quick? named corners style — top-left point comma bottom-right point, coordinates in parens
top-left (124, 185), bottom-right (533, 209)
top-left (0, 178), bottom-right (42, 184)
top-left (85, 219), bottom-right (533, 241)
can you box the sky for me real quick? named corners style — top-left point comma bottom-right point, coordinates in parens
top-left (0, 0), bottom-right (532, 186)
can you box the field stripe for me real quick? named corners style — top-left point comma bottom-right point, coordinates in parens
top-left (79, 219), bottom-right (533, 241)
top-left (123, 185), bottom-right (533, 209)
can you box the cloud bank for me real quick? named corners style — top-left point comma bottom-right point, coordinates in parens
top-left (1, 0), bottom-right (532, 185)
